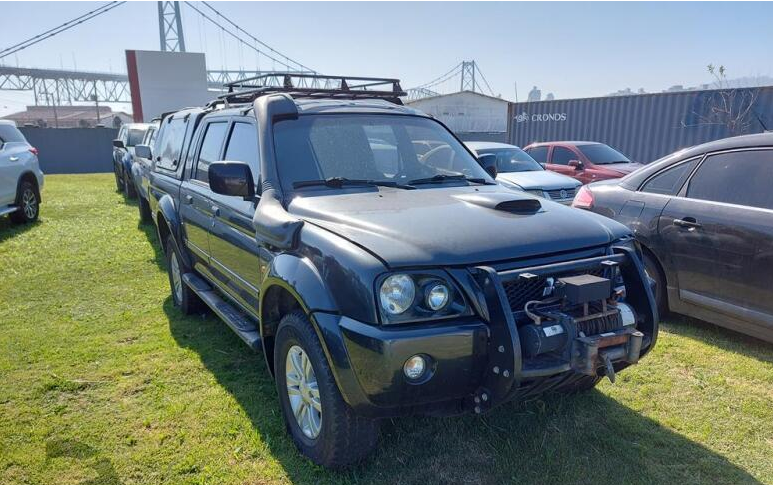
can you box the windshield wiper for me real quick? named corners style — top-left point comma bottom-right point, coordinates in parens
top-left (407, 173), bottom-right (496, 186)
top-left (293, 177), bottom-right (415, 190)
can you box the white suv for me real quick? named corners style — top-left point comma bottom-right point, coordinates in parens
top-left (0, 121), bottom-right (44, 223)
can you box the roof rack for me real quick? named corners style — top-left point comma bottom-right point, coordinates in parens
top-left (209, 73), bottom-right (406, 108)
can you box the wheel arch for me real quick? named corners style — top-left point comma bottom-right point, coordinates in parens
top-left (16, 171), bottom-right (41, 202)
top-left (155, 194), bottom-right (191, 267)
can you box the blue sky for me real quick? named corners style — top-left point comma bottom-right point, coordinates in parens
top-left (1, 1), bottom-right (772, 115)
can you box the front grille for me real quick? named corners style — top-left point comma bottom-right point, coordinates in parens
top-left (546, 188), bottom-right (576, 200)
top-left (502, 267), bottom-right (605, 313)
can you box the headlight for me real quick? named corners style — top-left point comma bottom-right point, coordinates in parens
top-left (526, 189), bottom-right (545, 198)
top-left (379, 274), bottom-right (416, 315)
top-left (376, 271), bottom-right (470, 324)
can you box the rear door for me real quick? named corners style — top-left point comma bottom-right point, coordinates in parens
top-left (659, 148), bottom-right (773, 325)
top-left (208, 119), bottom-right (262, 314)
top-left (179, 119), bottom-right (229, 267)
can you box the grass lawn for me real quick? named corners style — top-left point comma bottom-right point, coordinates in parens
top-left (1, 174), bottom-right (772, 485)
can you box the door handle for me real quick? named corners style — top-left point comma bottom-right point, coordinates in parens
top-left (673, 217), bottom-right (702, 229)
top-left (211, 205), bottom-right (220, 217)
top-left (184, 195), bottom-right (193, 204)
top-left (9, 156), bottom-right (19, 161)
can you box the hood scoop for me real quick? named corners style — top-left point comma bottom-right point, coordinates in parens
top-left (454, 192), bottom-right (542, 214)
top-left (494, 199), bottom-right (542, 214)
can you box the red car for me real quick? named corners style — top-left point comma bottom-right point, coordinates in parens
top-left (523, 141), bottom-right (642, 184)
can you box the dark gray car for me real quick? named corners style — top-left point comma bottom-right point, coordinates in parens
top-left (573, 133), bottom-right (773, 343)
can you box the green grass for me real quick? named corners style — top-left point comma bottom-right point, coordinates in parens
top-left (1, 174), bottom-right (772, 485)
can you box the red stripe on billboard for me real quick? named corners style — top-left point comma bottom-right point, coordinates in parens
top-left (125, 50), bottom-right (143, 122)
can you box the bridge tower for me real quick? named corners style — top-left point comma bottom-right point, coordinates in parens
top-left (158, 1), bottom-right (186, 52)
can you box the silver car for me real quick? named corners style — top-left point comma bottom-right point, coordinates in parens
top-left (0, 120), bottom-right (44, 223)
top-left (466, 141), bottom-right (582, 204)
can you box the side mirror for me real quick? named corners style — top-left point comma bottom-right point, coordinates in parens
top-left (209, 161), bottom-right (255, 200)
top-left (112, 139), bottom-right (125, 149)
top-left (477, 153), bottom-right (498, 179)
top-left (568, 159), bottom-right (584, 170)
top-left (135, 144), bottom-right (152, 160)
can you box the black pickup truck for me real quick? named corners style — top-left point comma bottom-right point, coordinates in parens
top-left (147, 74), bottom-right (658, 468)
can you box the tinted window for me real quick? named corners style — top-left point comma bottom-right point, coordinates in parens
top-left (641, 158), bottom-right (699, 195)
top-left (155, 118), bottom-right (188, 170)
top-left (0, 125), bottom-right (26, 143)
top-left (195, 122), bottom-right (228, 183)
top-left (527, 146), bottom-right (548, 163)
top-left (127, 129), bottom-right (145, 147)
top-left (686, 150), bottom-right (773, 210)
top-left (273, 114), bottom-right (491, 192)
top-left (577, 144), bottom-right (630, 164)
top-left (479, 148), bottom-right (542, 173)
top-left (552, 147), bottom-right (577, 165)
top-left (224, 122), bottom-right (260, 182)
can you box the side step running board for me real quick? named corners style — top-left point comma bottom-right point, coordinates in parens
top-left (182, 272), bottom-right (262, 351)
top-left (0, 206), bottom-right (18, 217)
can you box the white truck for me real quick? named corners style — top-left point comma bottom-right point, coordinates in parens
top-left (0, 121), bottom-right (44, 223)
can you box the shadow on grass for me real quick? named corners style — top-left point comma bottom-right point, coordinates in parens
top-left (662, 314), bottom-right (773, 364)
top-left (0, 215), bottom-right (38, 244)
top-left (164, 299), bottom-right (763, 485)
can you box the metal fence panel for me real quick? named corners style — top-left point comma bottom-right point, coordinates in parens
top-left (19, 127), bottom-right (117, 174)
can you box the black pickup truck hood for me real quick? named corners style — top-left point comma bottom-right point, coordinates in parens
top-left (287, 185), bottom-right (629, 268)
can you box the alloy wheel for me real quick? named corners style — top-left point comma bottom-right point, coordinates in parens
top-left (22, 189), bottom-right (37, 219)
top-left (285, 345), bottom-right (322, 439)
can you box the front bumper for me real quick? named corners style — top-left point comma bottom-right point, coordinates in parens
top-left (313, 246), bottom-right (658, 418)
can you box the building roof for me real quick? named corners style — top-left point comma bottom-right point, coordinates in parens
top-left (406, 90), bottom-right (509, 105)
top-left (1, 105), bottom-right (132, 128)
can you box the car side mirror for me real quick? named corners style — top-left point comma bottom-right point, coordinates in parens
top-left (568, 159), bottom-right (584, 170)
top-left (112, 139), bottom-right (125, 149)
top-left (209, 161), bottom-right (255, 200)
top-left (135, 144), bottom-right (152, 159)
top-left (477, 154), bottom-right (498, 179)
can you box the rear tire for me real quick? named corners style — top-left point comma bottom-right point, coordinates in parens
top-left (642, 251), bottom-right (667, 316)
top-left (275, 311), bottom-right (379, 468)
top-left (557, 375), bottom-right (602, 394)
top-left (165, 239), bottom-right (202, 315)
top-left (10, 181), bottom-right (39, 224)
top-left (138, 195), bottom-right (152, 223)
top-left (114, 166), bottom-right (123, 191)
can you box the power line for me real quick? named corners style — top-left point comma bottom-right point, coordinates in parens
top-left (0, 2), bottom-right (126, 60)
top-left (184, 1), bottom-right (313, 73)
top-left (411, 63), bottom-right (462, 90)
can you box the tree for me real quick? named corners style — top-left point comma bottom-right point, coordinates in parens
top-left (683, 64), bottom-right (759, 136)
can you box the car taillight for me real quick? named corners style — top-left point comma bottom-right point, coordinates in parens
top-left (29, 147), bottom-right (39, 156)
top-left (572, 185), bottom-right (594, 209)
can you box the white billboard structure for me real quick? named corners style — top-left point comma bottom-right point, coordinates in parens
top-left (125, 50), bottom-right (211, 122)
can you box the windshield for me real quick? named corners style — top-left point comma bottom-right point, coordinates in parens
top-left (127, 128), bottom-right (146, 147)
top-left (577, 144), bottom-right (630, 164)
top-left (273, 114), bottom-right (492, 192)
top-left (481, 148), bottom-right (543, 173)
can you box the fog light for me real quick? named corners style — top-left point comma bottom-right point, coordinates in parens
top-left (403, 355), bottom-right (426, 380)
top-left (426, 283), bottom-right (450, 310)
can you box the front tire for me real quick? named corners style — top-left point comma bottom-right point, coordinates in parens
top-left (123, 170), bottom-right (136, 199)
top-left (10, 181), bottom-right (39, 224)
top-left (274, 311), bottom-right (379, 468)
top-left (165, 239), bottom-right (201, 315)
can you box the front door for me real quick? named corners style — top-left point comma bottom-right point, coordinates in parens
top-left (660, 148), bottom-right (773, 325)
top-left (548, 146), bottom-right (580, 180)
top-left (0, 142), bottom-right (24, 205)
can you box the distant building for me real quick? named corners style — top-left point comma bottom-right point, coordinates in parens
top-left (0, 105), bottom-right (132, 128)
top-left (545, 92), bottom-right (555, 101)
top-left (527, 86), bottom-right (542, 102)
top-left (406, 90), bottom-right (509, 141)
